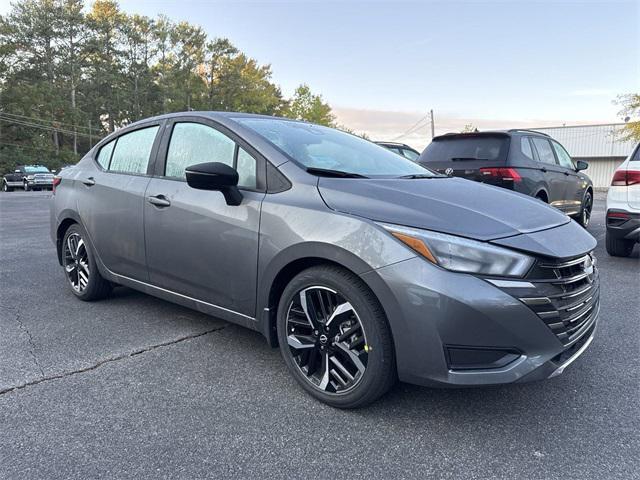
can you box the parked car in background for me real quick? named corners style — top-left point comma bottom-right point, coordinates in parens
top-left (51, 112), bottom-right (598, 408)
top-left (375, 141), bottom-right (421, 161)
top-left (606, 142), bottom-right (640, 257)
top-left (418, 130), bottom-right (594, 227)
top-left (3, 165), bottom-right (54, 191)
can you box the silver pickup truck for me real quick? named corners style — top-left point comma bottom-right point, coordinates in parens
top-left (2, 165), bottom-right (54, 192)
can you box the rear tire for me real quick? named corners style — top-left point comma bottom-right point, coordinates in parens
top-left (277, 265), bottom-right (396, 408)
top-left (2, 181), bottom-right (12, 192)
top-left (62, 224), bottom-right (112, 301)
top-left (606, 232), bottom-right (635, 257)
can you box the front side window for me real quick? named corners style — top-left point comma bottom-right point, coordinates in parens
top-left (109, 126), bottom-right (159, 174)
top-left (96, 140), bottom-right (115, 169)
top-left (166, 123), bottom-right (235, 179)
top-left (531, 137), bottom-right (556, 165)
top-left (166, 122), bottom-right (257, 189)
top-left (234, 117), bottom-right (431, 177)
top-left (551, 141), bottom-right (575, 169)
top-left (520, 137), bottom-right (534, 160)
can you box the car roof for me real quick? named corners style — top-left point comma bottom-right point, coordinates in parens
top-left (433, 129), bottom-right (551, 141)
top-left (125, 111), bottom-right (303, 129)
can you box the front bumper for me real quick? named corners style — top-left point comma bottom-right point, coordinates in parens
top-left (362, 254), bottom-right (598, 387)
top-left (27, 179), bottom-right (54, 188)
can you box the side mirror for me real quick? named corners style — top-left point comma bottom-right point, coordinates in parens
top-left (576, 160), bottom-right (588, 171)
top-left (185, 162), bottom-right (243, 206)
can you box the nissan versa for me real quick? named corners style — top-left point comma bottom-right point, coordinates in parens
top-left (50, 112), bottom-right (600, 408)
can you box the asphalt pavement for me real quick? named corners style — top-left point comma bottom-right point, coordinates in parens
top-left (0, 190), bottom-right (638, 479)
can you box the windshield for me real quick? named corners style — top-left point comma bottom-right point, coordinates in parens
top-left (233, 117), bottom-right (434, 177)
top-left (24, 166), bottom-right (51, 173)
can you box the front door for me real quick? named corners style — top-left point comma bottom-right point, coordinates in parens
top-left (143, 120), bottom-right (264, 317)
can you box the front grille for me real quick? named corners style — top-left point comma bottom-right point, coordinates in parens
top-left (519, 253), bottom-right (599, 347)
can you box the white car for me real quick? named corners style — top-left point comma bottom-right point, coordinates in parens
top-left (606, 142), bottom-right (640, 256)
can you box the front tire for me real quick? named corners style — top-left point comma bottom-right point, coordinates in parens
top-left (23, 181), bottom-right (30, 191)
top-left (606, 232), bottom-right (635, 257)
top-left (62, 224), bottom-right (112, 300)
top-left (277, 265), bottom-right (396, 408)
top-left (577, 191), bottom-right (593, 228)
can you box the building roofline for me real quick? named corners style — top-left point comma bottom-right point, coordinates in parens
top-left (530, 122), bottom-right (627, 130)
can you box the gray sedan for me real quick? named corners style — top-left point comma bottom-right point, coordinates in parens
top-left (50, 112), bottom-right (599, 408)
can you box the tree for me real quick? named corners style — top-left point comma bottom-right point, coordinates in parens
top-left (616, 93), bottom-right (640, 141)
top-left (287, 84), bottom-right (334, 126)
top-left (461, 123), bottom-right (479, 133)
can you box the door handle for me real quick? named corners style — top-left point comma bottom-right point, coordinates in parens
top-left (147, 195), bottom-right (171, 207)
top-left (81, 177), bottom-right (95, 186)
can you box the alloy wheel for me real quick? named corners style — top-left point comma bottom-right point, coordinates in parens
top-left (285, 286), bottom-right (368, 394)
top-left (63, 232), bottom-right (90, 292)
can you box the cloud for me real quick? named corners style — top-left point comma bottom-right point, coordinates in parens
top-left (333, 106), bottom-right (611, 150)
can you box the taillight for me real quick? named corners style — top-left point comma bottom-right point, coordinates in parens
top-left (52, 176), bottom-right (61, 194)
top-left (479, 167), bottom-right (522, 182)
top-left (611, 169), bottom-right (640, 186)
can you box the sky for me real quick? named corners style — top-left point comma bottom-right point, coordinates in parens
top-left (1, 0), bottom-right (638, 147)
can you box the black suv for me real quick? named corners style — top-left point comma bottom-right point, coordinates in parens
top-left (418, 130), bottom-right (594, 227)
top-left (375, 141), bottom-right (421, 161)
top-left (2, 164), bottom-right (54, 192)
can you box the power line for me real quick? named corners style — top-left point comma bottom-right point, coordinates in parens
top-left (0, 116), bottom-right (100, 139)
top-left (0, 111), bottom-right (94, 132)
top-left (390, 114), bottom-right (430, 141)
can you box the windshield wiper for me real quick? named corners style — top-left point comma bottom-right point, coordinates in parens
top-left (397, 173), bottom-right (439, 179)
top-left (306, 167), bottom-right (368, 178)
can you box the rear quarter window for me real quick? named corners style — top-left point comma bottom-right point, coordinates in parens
top-left (96, 140), bottom-right (115, 169)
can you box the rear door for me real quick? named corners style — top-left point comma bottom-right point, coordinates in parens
top-left (143, 118), bottom-right (265, 317)
top-left (76, 123), bottom-right (162, 281)
top-left (551, 140), bottom-right (584, 215)
top-left (530, 137), bottom-right (568, 211)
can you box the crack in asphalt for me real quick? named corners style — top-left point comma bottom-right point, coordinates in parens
top-left (15, 312), bottom-right (46, 378)
top-left (0, 324), bottom-right (227, 396)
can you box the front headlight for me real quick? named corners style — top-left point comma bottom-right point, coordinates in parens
top-left (380, 223), bottom-right (534, 277)
top-left (26, 175), bottom-right (34, 180)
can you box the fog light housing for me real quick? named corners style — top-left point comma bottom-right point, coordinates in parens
top-left (445, 346), bottom-right (521, 370)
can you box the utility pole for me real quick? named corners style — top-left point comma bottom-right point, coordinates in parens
top-left (89, 120), bottom-right (92, 149)
top-left (430, 109), bottom-right (435, 139)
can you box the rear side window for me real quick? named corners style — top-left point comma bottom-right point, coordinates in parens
top-left (421, 136), bottom-right (509, 163)
top-left (551, 141), bottom-right (574, 169)
top-left (531, 137), bottom-right (556, 165)
top-left (109, 126), bottom-right (159, 174)
top-left (520, 137), bottom-right (534, 160)
top-left (96, 140), bottom-right (115, 169)
top-left (401, 148), bottom-right (420, 161)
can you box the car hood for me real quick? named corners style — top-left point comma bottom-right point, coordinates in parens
top-left (317, 177), bottom-right (571, 242)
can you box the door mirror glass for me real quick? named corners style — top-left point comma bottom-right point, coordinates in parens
top-left (576, 160), bottom-right (588, 171)
top-left (185, 162), bottom-right (243, 206)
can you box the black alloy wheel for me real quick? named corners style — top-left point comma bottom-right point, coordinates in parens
top-left (277, 265), bottom-right (396, 408)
